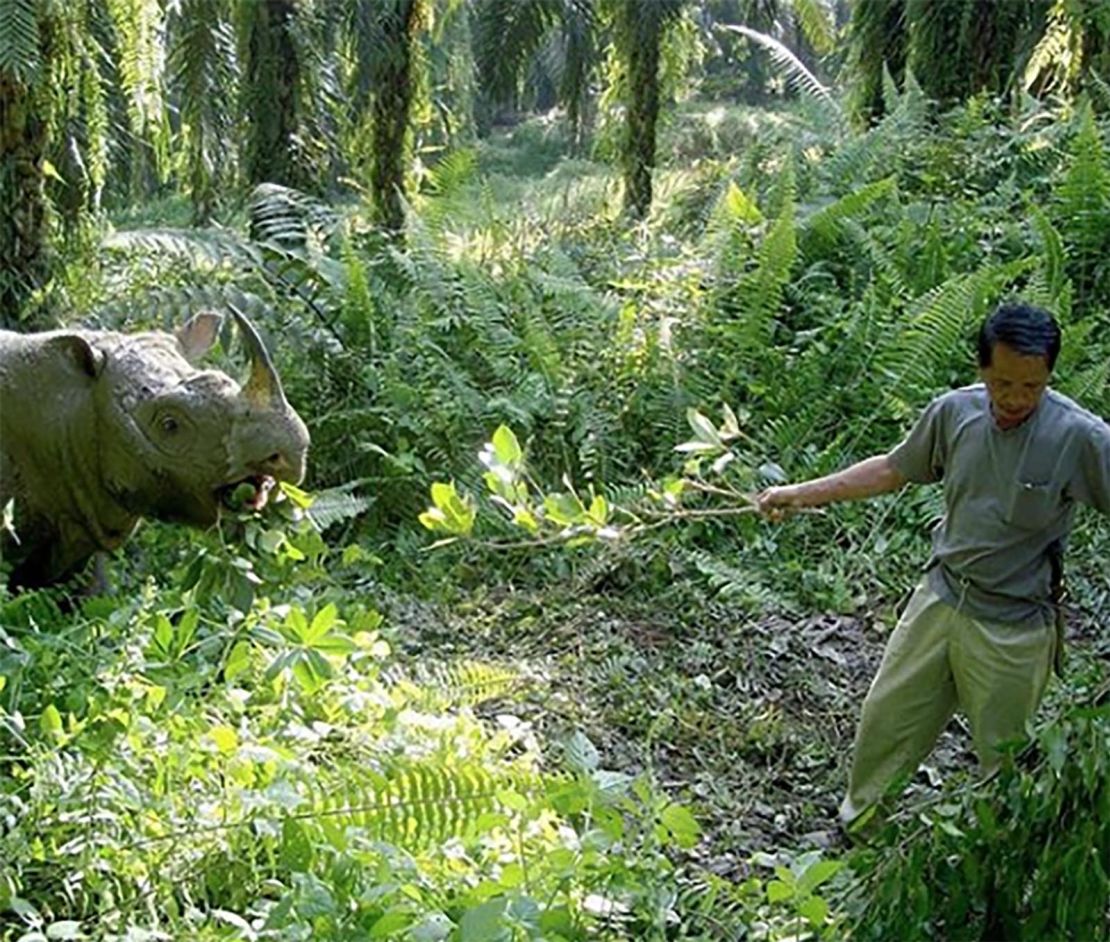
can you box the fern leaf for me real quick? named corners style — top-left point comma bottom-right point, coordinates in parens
top-left (306, 489), bottom-right (372, 533)
top-left (879, 258), bottom-right (1036, 402)
top-left (312, 763), bottom-right (539, 850)
top-left (802, 175), bottom-right (897, 253)
top-left (103, 226), bottom-right (262, 269)
top-left (386, 659), bottom-right (526, 710)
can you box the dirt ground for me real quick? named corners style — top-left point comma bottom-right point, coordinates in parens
top-left (385, 582), bottom-right (1012, 877)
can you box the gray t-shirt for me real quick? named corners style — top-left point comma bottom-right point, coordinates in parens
top-left (889, 384), bottom-right (1110, 622)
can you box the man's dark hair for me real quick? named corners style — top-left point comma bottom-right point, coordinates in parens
top-left (978, 301), bottom-right (1062, 370)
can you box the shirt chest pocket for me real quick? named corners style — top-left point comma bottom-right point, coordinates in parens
top-left (1008, 482), bottom-right (1061, 531)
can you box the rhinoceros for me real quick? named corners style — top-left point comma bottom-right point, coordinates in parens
top-left (0, 309), bottom-right (310, 589)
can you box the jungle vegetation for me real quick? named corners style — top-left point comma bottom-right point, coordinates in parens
top-left (2, 0), bottom-right (1110, 939)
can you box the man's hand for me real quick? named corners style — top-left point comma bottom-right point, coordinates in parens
top-left (756, 484), bottom-right (806, 521)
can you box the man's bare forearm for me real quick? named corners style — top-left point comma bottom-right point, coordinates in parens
top-left (762, 454), bottom-right (906, 510)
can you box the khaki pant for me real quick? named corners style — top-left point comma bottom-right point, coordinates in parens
top-left (839, 580), bottom-right (1055, 826)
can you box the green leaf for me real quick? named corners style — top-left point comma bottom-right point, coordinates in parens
top-left (369, 911), bottom-right (413, 937)
top-left (224, 640), bottom-right (252, 682)
top-left (659, 802), bottom-right (701, 849)
top-left (152, 614), bottom-right (173, 654)
top-left (307, 603), bottom-right (340, 642)
top-left (209, 725), bottom-right (238, 755)
top-left (313, 633), bottom-right (358, 656)
top-left (490, 426), bottom-right (522, 467)
top-left (41, 160), bottom-right (65, 184)
top-left (686, 409), bottom-right (723, 446)
top-left (766, 880), bottom-right (793, 903)
top-left (407, 913), bottom-right (453, 942)
top-left (45, 922), bottom-right (87, 940)
top-left (564, 731), bottom-right (600, 773)
top-left (798, 894), bottom-right (829, 926)
top-left (258, 529), bottom-right (285, 554)
top-left (40, 705), bottom-right (63, 738)
top-left (284, 607), bottom-right (310, 643)
top-left (512, 508), bottom-right (539, 533)
top-left (422, 482), bottom-right (476, 536)
top-left (281, 818), bottom-right (314, 872)
top-left (543, 493), bottom-right (585, 527)
top-left (459, 897), bottom-right (509, 942)
top-left (587, 494), bottom-right (609, 526)
top-left (798, 859), bottom-right (841, 893)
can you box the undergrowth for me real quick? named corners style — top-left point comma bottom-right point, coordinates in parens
top-left (4, 91), bottom-right (1110, 939)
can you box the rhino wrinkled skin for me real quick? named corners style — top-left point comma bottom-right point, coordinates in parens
top-left (0, 310), bottom-right (310, 589)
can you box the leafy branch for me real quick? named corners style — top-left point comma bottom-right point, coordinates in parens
top-left (418, 406), bottom-right (809, 551)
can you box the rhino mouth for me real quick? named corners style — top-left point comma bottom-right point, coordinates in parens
top-left (219, 474), bottom-right (276, 512)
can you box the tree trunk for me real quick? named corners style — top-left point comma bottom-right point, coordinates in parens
top-left (618, 0), bottom-right (674, 220)
top-left (851, 0), bottom-right (906, 124)
top-left (0, 37), bottom-right (52, 328)
top-left (371, 0), bottom-right (421, 235)
top-left (244, 0), bottom-right (301, 187)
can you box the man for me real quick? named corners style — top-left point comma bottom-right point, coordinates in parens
top-left (757, 301), bottom-right (1110, 828)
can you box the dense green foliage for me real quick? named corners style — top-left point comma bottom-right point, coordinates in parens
top-left (3, 3), bottom-right (1110, 939)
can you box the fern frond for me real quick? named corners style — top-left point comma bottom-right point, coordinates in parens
top-left (305, 488), bottom-right (372, 532)
top-left (386, 659), bottom-right (526, 710)
top-left (715, 193), bottom-right (797, 355)
top-left (792, 0), bottom-right (837, 55)
top-left (1031, 207), bottom-right (1068, 304)
top-left (249, 182), bottom-right (342, 249)
top-left (1052, 105), bottom-right (1110, 306)
top-left (426, 148), bottom-right (478, 197)
top-left (879, 258), bottom-right (1036, 404)
top-left (1057, 358), bottom-right (1110, 410)
top-left (801, 174), bottom-right (897, 253)
top-left (682, 548), bottom-right (784, 611)
top-left (311, 763), bottom-right (540, 850)
top-left (103, 226), bottom-right (262, 268)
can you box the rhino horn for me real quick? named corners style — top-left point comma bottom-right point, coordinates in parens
top-left (230, 306), bottom-right (286, 408)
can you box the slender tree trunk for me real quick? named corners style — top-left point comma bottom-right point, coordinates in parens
top-left (851, 0), bottom-right (906, 123)
top-left (0, 25), bottom-right (53, 328)
top-left (371, 0), bottom-right (421, 235)
top-left (617, 0), bottom-right (675, 220)
top-left (244, 0), bottom-right (301, 187)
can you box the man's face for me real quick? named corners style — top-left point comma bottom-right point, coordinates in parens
top-left (980, 341), bottom-right (1052, 430)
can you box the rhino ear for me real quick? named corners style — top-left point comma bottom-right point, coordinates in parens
top-left (45, 335), bottom-right (106, 379)
top-left (175, 311), bottom-right (223, 363)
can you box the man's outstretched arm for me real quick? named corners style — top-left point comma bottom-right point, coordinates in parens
top-left (757, 453), bottom-right (907, 514)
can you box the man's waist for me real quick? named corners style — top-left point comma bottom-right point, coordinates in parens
top-left (926, 562), bottom-right (1053, 624)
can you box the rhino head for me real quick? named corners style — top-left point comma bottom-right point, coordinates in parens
top-left (0, 308), bottom-right (310, 588)
top-left (90, 309), bottom-right (310, 527)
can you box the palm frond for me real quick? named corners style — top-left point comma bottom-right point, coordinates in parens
top-left (0, 0), bottom-right (41, 83)
top-left (718, 23), bottom-right (839, 112)
top-left (472, 0), bottom-right (562, 103)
